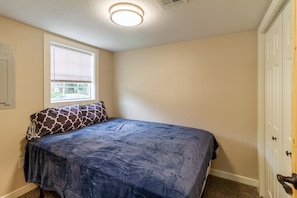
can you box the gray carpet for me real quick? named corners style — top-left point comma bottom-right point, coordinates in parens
top-left (19, 175), bottom-right (259, 198)
top-left (203, 175), bottom-right (259, 198)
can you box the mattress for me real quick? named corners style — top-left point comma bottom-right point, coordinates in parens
top-left (24, 118), bottom-right (218, 198)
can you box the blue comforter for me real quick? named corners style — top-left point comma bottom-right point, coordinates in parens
top-left (25, 118), bottom-right (218, 198)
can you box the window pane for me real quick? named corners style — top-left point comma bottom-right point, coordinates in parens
top-left (51, 82), bottom-right (91, 101)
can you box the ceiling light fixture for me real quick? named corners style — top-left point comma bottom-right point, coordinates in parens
top-left (109, 3), bottom-right (144, 27)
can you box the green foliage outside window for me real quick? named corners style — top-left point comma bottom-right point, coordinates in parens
top-left (51, 82), bottom-right (91, 101)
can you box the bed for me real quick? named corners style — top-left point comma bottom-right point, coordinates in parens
top-left (24, 103), bottom-right (218, 198)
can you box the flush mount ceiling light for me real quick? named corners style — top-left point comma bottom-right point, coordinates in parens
top-left (109, 3), bottom-right (144, 27)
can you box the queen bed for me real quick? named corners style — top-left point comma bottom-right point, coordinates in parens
top-left (24, 102), bottom-right (218, 198)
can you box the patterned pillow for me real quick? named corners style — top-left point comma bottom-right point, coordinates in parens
top-left (80, 101), bottom-right (108, 126)
top-left (26, 104), bottom-right (84, 140)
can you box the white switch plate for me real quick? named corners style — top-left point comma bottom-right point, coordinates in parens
top-left (18, 157), bottom-right (24, 168)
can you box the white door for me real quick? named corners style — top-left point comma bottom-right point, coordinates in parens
top-left (265, 9), bottom-right (283, 198)
top-left (265, 1), bottom-right (293, 197)
top-left (281, 1), bottom-right (292, 197)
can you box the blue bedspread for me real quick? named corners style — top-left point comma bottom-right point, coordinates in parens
top-left (24, 118), bottom-right (218, 198)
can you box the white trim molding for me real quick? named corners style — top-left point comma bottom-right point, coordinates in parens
top-left (0, 183), bottom-right (36, 198)
top-left (210, 168), bottom-right (258, 187)
top-left (43, 33), bottom-right (99, 108)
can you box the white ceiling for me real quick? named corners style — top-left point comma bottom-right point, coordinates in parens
top-left (0, 0), bottom-right (271, 52)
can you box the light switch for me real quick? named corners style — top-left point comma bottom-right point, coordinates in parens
top-left (0, 45), bottom-right (15, 110)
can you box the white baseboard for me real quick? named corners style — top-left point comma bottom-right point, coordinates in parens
top-left (0, 183), bottom-right (37, 198)
top-left (210, 168), bottom-right (259, 187)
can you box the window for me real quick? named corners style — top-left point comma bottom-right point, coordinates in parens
top-left (50, 44), bottom-right (94, 101)
top-left (44, 34), bottom-right (98, 107)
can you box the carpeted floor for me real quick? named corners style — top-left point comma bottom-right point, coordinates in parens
top-left (203, 175), bottom-right (259, 198)
top-left (19, 175), bottom-right (259, 198)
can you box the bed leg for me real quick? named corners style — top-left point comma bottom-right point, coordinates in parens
top-left (39, 187), bottom-right (45, 198)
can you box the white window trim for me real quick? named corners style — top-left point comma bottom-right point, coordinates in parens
top-left (44, 33), bottom-right (99, 108)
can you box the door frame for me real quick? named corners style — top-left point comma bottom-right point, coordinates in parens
top-left (292, 0), bottom-right (297, 197)
top-left (257, 0), bottom-right (288, 197)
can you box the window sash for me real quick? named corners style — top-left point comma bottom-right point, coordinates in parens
top-left (51, 81), bottom-right (92, 101)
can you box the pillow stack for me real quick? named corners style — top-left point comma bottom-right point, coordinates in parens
top-left (26, 101), bottom-right (108, 140)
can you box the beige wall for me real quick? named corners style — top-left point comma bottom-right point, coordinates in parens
top-left (0, 14), bottom-right (257, 196)
top-left (113, 31), bottom-right (258, 180)
top-left (0, 16), bottom-right (113, 197)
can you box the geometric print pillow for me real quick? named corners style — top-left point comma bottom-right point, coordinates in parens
top-left (80, 101), bottom-right (108, 127)
top-left (26, 104), bottom-right (84, 140)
